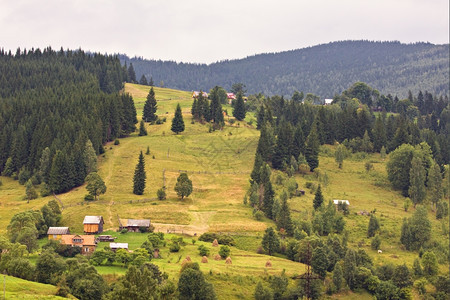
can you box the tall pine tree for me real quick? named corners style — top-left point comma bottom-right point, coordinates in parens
top-left (171, 103), bottom-right (185, 134)
top-left (305, 122), bottom-right (320, 171)
top-left (232, 91), bottom-right (246, 121)
top-left (133, 151), bottom-right (146, 195)
top-left (143, 87), bottom-right (158, 122)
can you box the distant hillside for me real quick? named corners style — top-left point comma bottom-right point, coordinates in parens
top-left (120, 40), bottom-right (449, 98)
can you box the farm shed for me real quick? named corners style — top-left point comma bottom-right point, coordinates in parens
top-left (110, 243), bottom-right (129, 252)
top-left (47, 227), bottom-right (70, 240)
top-left (60, 234), bottom-right (97, 255)
top-left (83, 216), bottom-right (104, 234)
top-left (333, 199), bottom-right (350, 206)
top-left (119, 219), bottom-right (151, 232)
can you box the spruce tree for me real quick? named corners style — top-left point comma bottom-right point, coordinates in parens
top-left (313, 184), bottom-right (324, 210)
top-left (83, 139), bottom-right (97, 175)
top-left (138, 120), bottom-right (148, 136)
top-left (261, 227), bottom-right (280, 255)
top-left (256, 124), bottom-right (274, 163)
top-left (49, 150), bottom-right (73, 194)
top-left (250, 152), bottom-right (264, 185)
top-left (409, 155), bottom-right (426, 207)
top-left (400, 218), bottom-right (412, 250)
top-left (333, 262), bottom-right (343, 292)
top-left (277, 191), bottom-right (293, 235)
top-left (133, 151), bottom-right (146, 195)
top-left (428, 161), bottom-right (442, 209)
top-left (367, 214), bottom-right (380, 237)
top-left (232, 91), bottom-right (246, 121)
top-left (209, 86), bottom-right (224, 129)
top-left (139, 74), bottom-right (148, 85)
top-left (372, 115), bottom-right (387, 152)
top-left (171, 103), bottom-right (185, 134)
top-left (256, 105), bottom-right (265, 130)
top-left (127, 63), bottom-right (136, 83)
top-left (260, 164), bottom-right (274, 218)
top-left (292, 123), bottom-right (305, 159)
top-left (305, 122), bottom-right (320, 171)
top-left (143, 87), bottom-right (157, 122)
top-left (149, 76), bottom-right (154, 86)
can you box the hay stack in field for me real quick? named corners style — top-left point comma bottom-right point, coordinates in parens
top-left (201, 256), bottom-right (208, 263)
top-left (225, 257), bottom-right (232, 265)
top-left (212, 239), bottom-right (219, 247)
top-left (265, 260), bottom-right (272, 268)
top-left (185, 255), bottom-right (192, 262)
top-left (214, 254), bottom-right (221, 261)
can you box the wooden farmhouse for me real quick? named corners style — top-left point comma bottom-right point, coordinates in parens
top-left (119, 219), bottom-right (151, 232)
top-left (83, 216), bottom-right (104, 234)
top-left (110, 242), bottom-right (129, 252)
top-left (192, 91), bottom-right (208, 98)
top-left (60, 234), bottom-right (97, 255)
top-left (47, 227), bottom-right (70, 240)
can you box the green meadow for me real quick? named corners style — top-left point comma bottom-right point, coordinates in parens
top-left (0, 83), bottom-right (448, 299)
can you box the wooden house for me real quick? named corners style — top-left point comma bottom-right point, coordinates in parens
top-left (83, 216), bottom-right (104, 234)
top-left (110, 242), bottom-right (129, 252)
top-left (119, 219), bottom-right (151, 232)
top-left (60, 234), bottom-right (97, 255)
top-left (192, 91), bottom-right (208, 98)
top-left (47, 227), bottom-right (70, 240)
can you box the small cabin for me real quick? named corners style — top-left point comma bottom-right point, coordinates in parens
top-left (60, 234), bottom-right (97, 255)
top-left (119, 219), bottom-right (151, 232)
top-left (47, 227), bottom-right (70, 240)
top-left (324, 99), bottom-right (333, 105)
top-left (192, 91), bottom-right (208, 99)
top-left (110, 242), bottom-right (129, 252)
top-left (97, 235), bottom-right (116, 242)
top-left (333, 199), bottom-right (350, 207)
top-left (83, 216), bottom-right (104, 234)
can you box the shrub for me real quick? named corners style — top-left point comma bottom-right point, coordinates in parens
top-left (84, 194), bottom-right (94, 201)
top-left (218, 245), bottom-right (230, 259)
top-left (114, 139), bottom-right (120, 145)
top-left (371, 235), bottom-right (382, 250)
top-left (120, 229), bottom-right (128, 234)
top-left (169, 242), bottom-right (181, 252)
top-left (198, 233), bottom-right (235, 246)
top-left (253, 210), bottom-right (264, 221)
top-left (157, 188), bottom-right (166, 200)
top-left (198, 245), bottom-right (210, 256)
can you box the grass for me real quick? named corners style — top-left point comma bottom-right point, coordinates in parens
top-left (0, 83), bottom-right (448, 299)
top-left (1, 274), bottom-right (69, 299)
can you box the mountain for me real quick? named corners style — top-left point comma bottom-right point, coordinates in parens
top-left (119, 40), bottom-right (449, 98)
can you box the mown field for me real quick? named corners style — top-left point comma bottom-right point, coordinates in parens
top-left (1, 274), bottom-right (70, 299)
top-left (0, 83), bottom-right (448, 299)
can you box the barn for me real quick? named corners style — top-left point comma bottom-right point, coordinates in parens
top-left (47, 227), bottom-right (70, 240)
top-left (119, 219), bottom-right (151, 232)
top-left (83, 216), bottom-right (104, 234)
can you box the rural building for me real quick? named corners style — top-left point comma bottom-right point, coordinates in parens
top-left (227, 93), bottom-right (236, 104)
top-left (110, 243), bottom-right (129, 252)
top-left (47, 227), bottom-right (70, 240)
top-left (324, 99), bottom-right (333, 105)
top-left (97, 235), bottom-right (116, 242)
top-left (60, 234), bottom-right (97, 255)
top-left (333, 199), bottom-right (350, 206)
top-left (83, 216), bottom-right (104, 234)
top-left (192, 91), bottom-right (208, 98)
top-left (119, 219), bottom-right (151, 232)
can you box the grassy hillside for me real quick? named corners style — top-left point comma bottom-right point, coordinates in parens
top-left (0, 83), bottom-right (448, 299)
top-left (1, 275), bottom-right (69, 299)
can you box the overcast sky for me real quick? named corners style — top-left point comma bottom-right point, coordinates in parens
top-left (1, 0), bottom-right (448, 64)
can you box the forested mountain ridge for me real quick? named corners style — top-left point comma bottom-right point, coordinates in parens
top-left (0, 47), bottom-right (137, 194)
top-left (120, 40), bottom-right (449, 98)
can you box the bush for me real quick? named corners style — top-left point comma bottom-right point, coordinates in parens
top-left (169, 242), bottom-right (181, 252)
top-left (253, 210), bottom-right (264, 221)
top-left (198, 245), bottom-right (210, 256)
top-left (198, 233), bottom-right (235, 246)
top-left (371, 235), bottom-right (382, 250)
top-left (157, 188), bottom-right (166, 200)
top-left (120, 229), bottom-right (128, 234)
top-left (114, 139), bottom-right (120, 145)
top-left (84, 194), bottom-right (94, 201)
top-left (218, 245), bottom-right (231, 259)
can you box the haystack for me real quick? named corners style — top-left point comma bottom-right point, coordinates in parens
top-left (225, 257), bottom-right (232, 265)
top-left (212, 239), bottom-right (219, 247)
top-left (265, 260), bottom-right (272, 268)
top-left (214, 254), bottom-right (221, 261)
top-left (201, 256), bottom-right (208, 263)
top-left (185, 255), bottom-right (192, 262)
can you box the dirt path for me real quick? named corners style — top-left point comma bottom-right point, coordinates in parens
top-left (152, 211), bottom-right (216, 236)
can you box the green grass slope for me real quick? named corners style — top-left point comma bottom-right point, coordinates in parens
top-left (1, 275), bottom-right (69, 299)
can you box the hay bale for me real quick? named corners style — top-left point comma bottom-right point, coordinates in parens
top-left (201, 256), bottom-right (208, 263)
top-left (225, 257), bottom-right (232, 265)
top-left (265, 260), bottom-right (272, 268)
top-left (212, 239), bottom-right (219, 247)
top-left (214, 254), bottom-right (221, 261)
top-left (185, 255), bottom-right (192, 262)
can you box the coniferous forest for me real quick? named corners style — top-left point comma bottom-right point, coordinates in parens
top-left (0, 47), bottom-right (137, 193)
top-left (120, 41), bottom-right (449, 98)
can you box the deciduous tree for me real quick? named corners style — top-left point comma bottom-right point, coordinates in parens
top-left (85, 172), bottom-right (106, 201)
top-left (174, 173), bottom-right (192, 200)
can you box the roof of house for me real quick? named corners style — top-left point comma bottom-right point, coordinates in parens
top-left (110, 243), bottom-right (129, 249)
top-left (226, 93), bottom-right (236, 99)
top-left (83, 216), bottom-right (104, 224)
top-left (192, 91), bottom-right (208, 98)
top-left (120, 219), bottom-right (150, 227)
top-left (60, 235), bottom-right (96, 246)
top-left (324, 99), bottom-right (333, 105)
top-left (47, 227), bottom-right (70, 235)
top-left (333, 199), bottom-right (350, 205)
